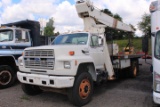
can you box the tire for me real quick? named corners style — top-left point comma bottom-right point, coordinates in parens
top-left (129, 60), bottom-right (139, 78)
top-left (0, 65), bottom-right (16, 89)
top-left (68, 72), bottom-right (93, 106)
top-left (21, 83), bottom-right (42, 96)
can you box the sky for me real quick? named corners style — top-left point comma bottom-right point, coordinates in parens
top-left (0, 0), bottom-right (156, 36)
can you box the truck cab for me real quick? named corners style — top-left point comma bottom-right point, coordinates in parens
top-left (0, 27), bottom-right (31, 58)
top-left (0, 20), bottom-right (41, 89)
top-left (53, 32), bottom-right (105, 69)
top-left (18, 32), bottom-right (104, 83)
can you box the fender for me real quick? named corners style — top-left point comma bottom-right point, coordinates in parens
top-left (0, 55), bottom-right (18, 66)
top-left (56, 56), bottom-right (97, 81)
top-left (56, 55), bottom-right (95, 71)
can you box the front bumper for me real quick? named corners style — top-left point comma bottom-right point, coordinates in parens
top-left (153, 91), bottom-right (160, 104)
top-left (17, 72), bottom-right (75, 88)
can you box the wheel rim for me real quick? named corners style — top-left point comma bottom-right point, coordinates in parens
top-left (79, 79), bottom-right (91, 99)
top-left (0, 70), bottom-right (12, 85)
top-left (133, 66), bottom-right (137, 77)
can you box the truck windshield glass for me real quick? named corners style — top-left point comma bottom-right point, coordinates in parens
top-left (155, 31), bottom-right (160, 59)
top-left (0, 30), bottom-right (13, 42)
top-left (53, 33), bottom-right (88, 45)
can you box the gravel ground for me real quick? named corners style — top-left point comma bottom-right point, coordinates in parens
top-left (0, 59), bottom-right (156, 107)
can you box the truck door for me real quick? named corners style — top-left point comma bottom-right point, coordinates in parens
top-left (14, 30), bottom-right (31, 59)
top-left (89, 34), bottom-right (104, 69)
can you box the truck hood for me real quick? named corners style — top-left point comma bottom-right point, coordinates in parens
top-left (24, 45), bottom-right (89, 57)
top-left (24, 45), bottom-right (88, 50)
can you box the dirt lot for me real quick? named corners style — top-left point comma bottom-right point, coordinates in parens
top-left (0, 59), bottom-right (155, 107)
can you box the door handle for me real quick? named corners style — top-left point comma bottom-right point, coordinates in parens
top-left (82, 50), bottom-right (89, 54)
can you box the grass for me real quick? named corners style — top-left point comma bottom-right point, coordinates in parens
top-left (111, 38), bottom-right (151, 54)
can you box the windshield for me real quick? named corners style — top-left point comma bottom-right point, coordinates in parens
top-left (155, 31), bottom-right (160, 59)
top-left (52, 33), bottom-right (88, 45)
top-left (0, 30), bottom-right (13, 42)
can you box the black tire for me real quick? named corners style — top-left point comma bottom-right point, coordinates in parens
top-left (129, 60), bottom-right (139, 78)
top-left (68, 72), bottom-right (93, 106)
top-left (0, 65), bottom-right (16, 89)
top-left (21, 83), bottom-right (42, 96)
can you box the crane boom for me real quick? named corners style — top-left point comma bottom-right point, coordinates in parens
top-left (75, 0), bottom-right (135, 33)
top-left (75, 0), bottom-right (135, 79)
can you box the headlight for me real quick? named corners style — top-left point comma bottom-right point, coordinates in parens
top-left (64, 61), bottom-right (71, 69)
top-left (18, 57), bottom-right (24, 66)
top-left (154, 72), bottom-right (160, 92)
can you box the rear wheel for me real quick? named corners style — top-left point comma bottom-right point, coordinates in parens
top-left (0, 65), bottom-right (16, 89)
top-left (21, 83), bottom-right (42, 96)
top-left (68, 72), bottom-right (93, 106)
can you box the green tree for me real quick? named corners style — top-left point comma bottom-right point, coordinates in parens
top-left (44, 18), bottom-right (55, 36)
top-left (138, 13), bottom-right (151, 37)
top-left (102, 9), bottom-right (113, 17)
top-left (114, 14), bottom-right (122, 22)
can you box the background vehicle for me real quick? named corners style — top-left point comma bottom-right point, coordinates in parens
top-left (17, 0), bottom-right (142, 106)
top-left (0, 20), bottom-right (48, 89)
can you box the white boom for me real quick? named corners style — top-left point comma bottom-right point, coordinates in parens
top-left (75, 0), bottom-right (135, 33)
top-left (75, 0), bottom-right (135, 79)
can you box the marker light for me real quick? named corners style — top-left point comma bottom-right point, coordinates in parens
top-left (69, 51), bottom-right (75, 56)
top-left (156, 27), bottom-right (159, 30)
top-left (75, 60), bottom-right (78, 66)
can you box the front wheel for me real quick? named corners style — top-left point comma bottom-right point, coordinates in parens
top-left (0, 65), bottom-right (16, 89)
top-left (21, 83), bottom-right (43, 96)
top-left (68, 72), bottom-right (93, 106)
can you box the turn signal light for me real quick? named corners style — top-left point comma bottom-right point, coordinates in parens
top-left (156, 27), bottom-right (159, 30)
top-left (69, 51), bottom-right (75, 56)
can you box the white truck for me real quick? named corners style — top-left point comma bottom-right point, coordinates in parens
top-left (150, 0), bottom-right (160, 104)
top-left (17, 0), bottom-right (141, 106)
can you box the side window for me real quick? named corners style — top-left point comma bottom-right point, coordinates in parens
top-left (155, 31), bottom-right (160, 58)
top-left (25, 32), bottom-right (29, 42)
top-left (15, 30), bottom-right (22, 42)
top-left (90, 35), bottom-right (99, 47)
top-left (15, 30), bottom-right (29, 42)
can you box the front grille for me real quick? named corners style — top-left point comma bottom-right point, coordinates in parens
top-left (24, 50), bottom-right (55, 70)
top-left (25, 50), bottom-right (54, 57)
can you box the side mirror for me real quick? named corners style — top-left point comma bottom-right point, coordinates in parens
top-left (142, 36), bottom-right (149, 53)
